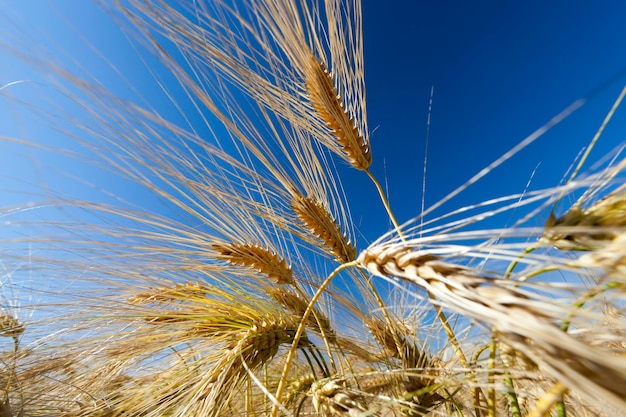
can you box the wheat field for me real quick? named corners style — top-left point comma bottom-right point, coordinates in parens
top-left (1, 1), bottom-right (626, 416)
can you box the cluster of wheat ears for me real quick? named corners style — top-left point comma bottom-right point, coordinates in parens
top-left (1, 1), bottom-right (625, 416)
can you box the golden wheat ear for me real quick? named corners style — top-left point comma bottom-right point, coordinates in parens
top-left (312, 380), bottom-right (372, 416)
top-left (364, 317), bottom-right (428, 369)
top-left (543, 186), bottom-right (626, 250)
top-left (211, 242), bottom-right (293, 285)
top-left (305, 56), bottom-right (371, 171)
top-left (268, 287), bottom-right (335, 341)
top-left (0, 314), bottom-right (24, 339)
top-left (292, 193), bottom-right (356, 263)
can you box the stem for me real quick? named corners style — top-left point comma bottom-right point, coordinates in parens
top-left (307, 346), bottom-right (330, 378)
top-left (503, 246), bottom-right (537, 280)
top-left (502, 376), bottom-right (522, 417)
top-left (357, 268), bottom-right (407, 364)
top-left (270, 261), bottom-right (357, 417)
top-left (300, 348), bottom-right (318, 377)
top-left (366, 169), bottom-right (405, 242)
top-left (487, 339), bottom-right (497, 417)
top-left (429, 291), bottom-right (467, 367)
top-left (557, 399), bottom-right (568, 417)
top-left (3, 336), bottom-right (20, 406)
top-left (293, 284), bottom-right (336, 374)
top-left (527, 382), bottom-right (568, 417)
top-left (471, 345), bottom-right (490, 417)
top-left (561, 281), bottom-right (620, 331)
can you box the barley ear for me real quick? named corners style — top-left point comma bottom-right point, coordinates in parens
top-left (292, 194), bottom-right (356, 263)
top-left (0, 314), bottom-right (24, 339)
top-left (305, 56), bottom-right (371, 171)
top-left (212, 242), bottom-right (293, 284)
top-left (543, 188), bottom-right (626, 250)
top-left (268, 287), bottom-right (335, 341)
top-left (312, 380), bottom-right (371, 417)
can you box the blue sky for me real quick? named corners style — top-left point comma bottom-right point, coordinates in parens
top-left (359, 1), bottom-right (626, 238)
top-left (2, 1), bottom-right (626, 251)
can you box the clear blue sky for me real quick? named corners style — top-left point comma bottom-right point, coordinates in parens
top-left (2, 1), bottom-right (626, 250)
top-left (359, 1), bottom-right (626, 240)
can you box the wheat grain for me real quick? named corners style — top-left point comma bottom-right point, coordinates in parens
top-left (305, 57), bottom-right (371, 171)
top-left (196, 316), bottom-right (303, 416)
top-left (88, 287), bottom-right (307, 416)
top-left (286, 373), bottom-right (316, 407)
top-left (311, 380), bottom-right (372, 417)
top-left (574, 233), bottom-right (626, 282)
top-left (292, 193), bottom-right (356, 263)
top-left (212, 242), bottom-right (294, 285)
top-left (544, 186), bottom-right (626, 250)
top-left (268, 287), bottom-right (335, 341)
top-left (0, 314), bottom-right (24, 339)
top-left (364, 317), bottom-right (428, 370)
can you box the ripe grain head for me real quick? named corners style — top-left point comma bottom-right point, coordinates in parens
top-left (212, 242), bottom-right (293, 285)
top-left (311, 380), bottom-right (371, 417)
top-left (0, 314), bottom-right (24, 339)
top-left (292, 193), bottom-right (356, 263)
top-left (268, 287), bottom-right (335, 341)
top-left (305, 56), bottom-right (371, 171)
top-left (543, 187), bottom-right (626, 250)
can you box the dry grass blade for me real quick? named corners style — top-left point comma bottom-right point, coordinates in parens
top-left (358, 245), bottom-right (626, 412)
top-left (305, 56), bottom-right (371, 171)
top-left (212, 242), bottom-right (294, 285)
top-left (292, 193), bottom-right (356, 263)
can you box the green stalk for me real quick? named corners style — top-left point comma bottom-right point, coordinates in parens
top-left (502, 376), bottom-right (522, 417)
top-left (487, 339), bottom-right (497, 417)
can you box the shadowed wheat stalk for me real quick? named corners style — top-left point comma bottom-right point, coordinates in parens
top-left (1, 1), bottom-right (625, 416)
